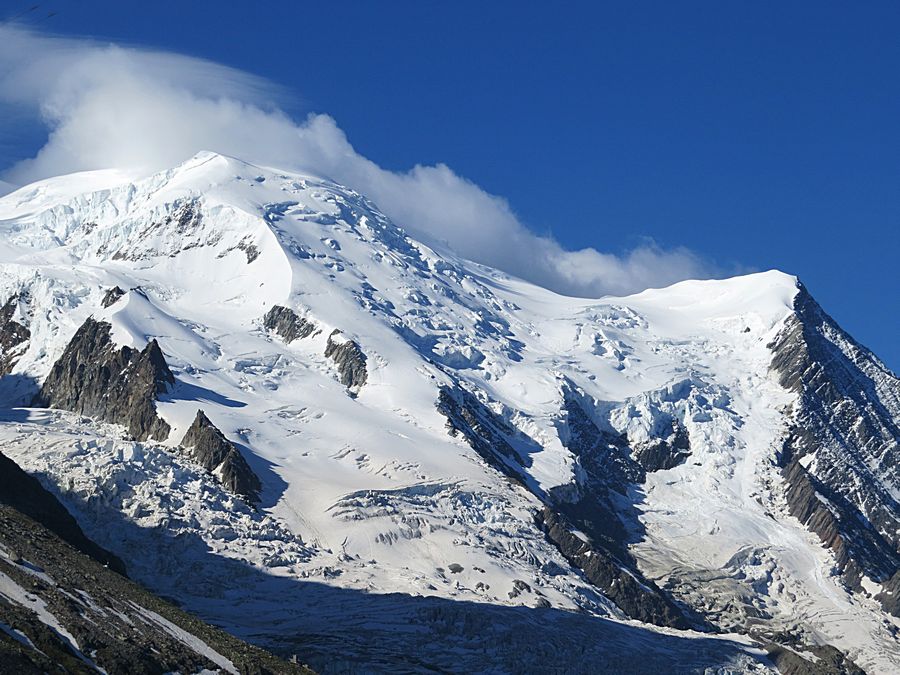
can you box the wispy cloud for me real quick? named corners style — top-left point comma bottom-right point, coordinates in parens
top-left (0, 25), bottom-right (715, 297)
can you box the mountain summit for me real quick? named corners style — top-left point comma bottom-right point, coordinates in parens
top-left (0, 153), bottom-right (897, 673)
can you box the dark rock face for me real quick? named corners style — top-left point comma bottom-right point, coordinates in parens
top-left (101, 286), bottom-right (126, 308)
top-left (0, 451), bottom-right (124, 575)
top-left (325, 330), bottom-right (368, 393)
top-left (181, 410), bottom-right (261, 501)
top-left (633, 419), bottom-right (692, 472)
top-left (0, 504), bottom-right (310, 674)
top-left (769, 284), bottom-right (900, 610)
top-left (437, 385), bottom-right (531, 484)
top-left (781, 457), bottom-right (898, 592)
top-left (169, 199), bottom-right (202, 232)
top-left (33, 318), bottom-right (175, 442)
top-left (264, 310), bottom-right (366, 394)
top-left (437, 381), bottom-right (691, 629)
top-left (875, 569), bottom-right (900, 616)
top-left (764, 642), bottom-right (865, 675)
top-left (560, 385), bottom-right (644, 489)
top-left (263, 305), bottom-right (317, 343)
top-left (238, 239), bottom-right (259, 263)
top-left (550, 386), bottom-right (642, 559)
top-left (536, 507), bottom-right (690, 630)
top-left (548, 386), bottom-right (692, 629)
top-left (0, 296), bottom-right (30, 376)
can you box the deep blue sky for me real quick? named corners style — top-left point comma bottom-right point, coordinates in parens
top-left (3, 1), bottom-right (898, 368)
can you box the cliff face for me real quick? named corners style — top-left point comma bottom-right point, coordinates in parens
top-left (263, 305), bottom-right (317, 343)
top-left (535, 507), bottom-right (690, 630)
top-left (0, 454), bottom-right (309, 675)
top-left (0, 296), bottom-right (30, 376)
top-left (438, 381), bottom-right (692, 630)
top-left (769, 286), bottom-right (900, 607)
top-left (0, 450), bottom-right (124, 574)
top-left (437, 384), bottom-right (531, 484)
top-left (181, 410), bottom-right (261, 501)
top-left (33, 318), bottom-right (175, 442)
top-left (325, 330), bottom-right (368, 394)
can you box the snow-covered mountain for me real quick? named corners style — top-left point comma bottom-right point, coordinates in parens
top-left (0, 151), bottom-right (897, 673)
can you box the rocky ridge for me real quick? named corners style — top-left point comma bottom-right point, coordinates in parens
top-left (0, 153), bottom-right (896, 672)
top-left (0, 449), bottom-right (311, 674)
top-left (769, 285), bottom-right (900, 611)
top-left (324, 330), bottom-right (368, 394)
top-left (33, 318), bottom-right (174, 442)
top-left (437, 380), bottom-right (691, 629)
top-left (0, 450), bottom-right (124, 575)
top-left (181, 410), bottom-right (262, 501)
top-left (0, 296), bottom-right (30, 376)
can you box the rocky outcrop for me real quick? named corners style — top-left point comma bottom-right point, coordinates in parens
top-left (536, 507), bottom-right (690, 629)
top-left (437, 385), bottom-right (531, 484)
top-left (632, 419), bottom-right (691, 472)
top-left (33, 318), bottom-right (174, 442)
top-left (181, 410), bottom-right (261, 501)
top-left (551, 386), bottom-right (645, 556)
top-left (560, 385), bottom-right (644, 489)
top-left (101, 286), bottom-right (126, 308)
top-left (779, 457), bottom-right (898, 591)
top-left (0, 450), bottom-right (124, 574)
top-left (265, 311), bottom-right (367, 395)
top-left (325, 330), bottom-right (367, 393)
top-left (764, 642), bottom-right (865, 675)
top-left (0, 503), bottom-right (310, 674)
top-left (875, 569), bottom-right (900, 616)
top-left (547, 388), bottom-right (694, 628)
top-left (237, 239), bottom-right (259, 263)
top-left (263, 305), bottom-right (317, 343)
top-left (0, 296), bottom-right (30, 376)
top-left (769, 284), bottom-right (900, 607)
top-left (439, 382), bottom-right (692, 629)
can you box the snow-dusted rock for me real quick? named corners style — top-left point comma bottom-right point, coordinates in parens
top-left (33, 317), bottom-right (174, 442)
top-left (0, 152), bottom-right (896, 672)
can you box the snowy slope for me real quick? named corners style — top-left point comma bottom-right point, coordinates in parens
top-left (0, 152), bottom-right (897, 672)
top-left (0, 443), bottom-right (309, 674)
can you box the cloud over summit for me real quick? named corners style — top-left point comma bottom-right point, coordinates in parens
top-left (0, 25), bottom-right (713, 297)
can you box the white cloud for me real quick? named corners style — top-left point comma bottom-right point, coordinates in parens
top-left (0, 25), bottom-right (714, 297)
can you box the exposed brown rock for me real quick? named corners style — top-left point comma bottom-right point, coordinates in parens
top-left (101, 286), bottom-right (126, 308)
top-left (875, 569), bottom-right (900, 616)
top-left (769, 284), bottom-right (900, 610)
top-left (764, 641), bottom-right (865, 675)
top-left (535, 506), bottom-right (691, 630)
top-left (325, 330), bottom-right (367, 393)
top-left (33, 318), bottom-right (174, 442)
top-left (181, 410), bottom-right (261, 501)
top-left (0, 450), bottom-right (124, 575)
top-left (438, 381), bottom-right (692, 629)
top-left (263, 305), bottom-right (317, 343)
top-left (0, 503), bottom-right (310, 674)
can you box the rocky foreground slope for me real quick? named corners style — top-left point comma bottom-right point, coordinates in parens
top-left (0, 447), bottom-right (310, 674)
top-left (0, 152), bottom-right (897, 673)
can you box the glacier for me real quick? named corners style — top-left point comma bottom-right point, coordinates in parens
top-left (0, 151), bottom-right (897, 673)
